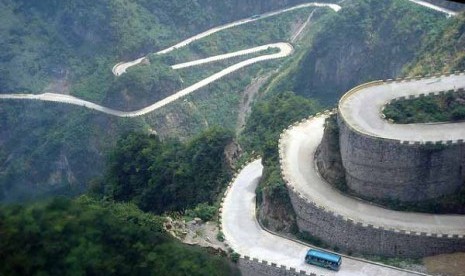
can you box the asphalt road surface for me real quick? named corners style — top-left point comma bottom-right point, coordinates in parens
top-left (221, 160), bottom-right (419, 276)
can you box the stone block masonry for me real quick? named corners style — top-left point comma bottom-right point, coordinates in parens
top-left (337, 115), bottom-right (465, 202)
top-left (238, 256), bottom-right (322, 276)
top-left (288, 187), bottom-right (465, 258)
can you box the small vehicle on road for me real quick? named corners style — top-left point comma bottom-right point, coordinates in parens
top-left (251, 15), bottom-right (261, 19)
top-left (305, 249), bottom-right (342, 271)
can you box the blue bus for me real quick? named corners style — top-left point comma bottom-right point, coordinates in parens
top-left (305, 249), bottom-right (342, 271)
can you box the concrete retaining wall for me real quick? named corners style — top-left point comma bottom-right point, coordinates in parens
top-left (337, 116), bottom-right (465, 202)
top-left (287, 185), bottom-right (465, 258)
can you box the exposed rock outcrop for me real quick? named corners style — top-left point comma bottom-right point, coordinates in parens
top-left (315, 114), bottom-right (345, 187)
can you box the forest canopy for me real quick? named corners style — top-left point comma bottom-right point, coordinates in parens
top-left (0, 196), bottom-right (239, 275)
top-left (104, 128), bottom-right (233, 214)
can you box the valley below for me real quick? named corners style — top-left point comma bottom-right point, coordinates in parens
top-left (1, 0), bottom-right (465, 275)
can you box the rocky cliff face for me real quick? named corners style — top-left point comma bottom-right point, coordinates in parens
top-left (257, 185), bottom-right (297, 234)
top-left (287, 0), bottom-right (446, 106)
top-left (315, 115), bottom-right (345, 187)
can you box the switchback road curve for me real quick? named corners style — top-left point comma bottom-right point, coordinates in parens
top-left (339, 74), bottom-right (465, 143)
top-left (0, 43), bottom-right (294, 117)
top-left (2, 0), bottom-right (452, 117)
top-left (0, 3), bottom-right (340, 117)
top-left (221, 159), bottom-right (421, 275)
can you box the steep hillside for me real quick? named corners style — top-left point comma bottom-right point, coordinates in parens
top-left (424, 0), bottom-right (465, 11)
top-left (252, 0), bottom-right (461, 236)
top-left (0, 0), bottom-right (324, 96)
top-left (0, 0), bottom-right (326, 201)
top-left (0, 196), bottom-right (240, 275)
top-left (405, 13), bottom-right (465, 75)
top-left (265, 0), bottom-right (447, 106)
top-left (0, 0), bottom-right (455, 202)
top-left (0, 103), bottom-right (145, 202)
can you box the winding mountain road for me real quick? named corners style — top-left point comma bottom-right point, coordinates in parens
top-left (0, 0), bottom-right (454, 117)
top-left (0, 0), bottom-right (461, 274)
top-left (339, 74), bottom-right (465, 142)
top-left (0, 3), bottom-right (340, 117)
top-left (220, 4), bottom-right (462, 275)
top-left (280, 113), bottom-right (465, 236)
top-left (221, 160), bottom-right (419, 275)
top-left (112, 2), bottom-right (341, 76)
top-left (409, 0), bottom-right (457, 16)
top-left (0, 43), bottom-right (294, 117)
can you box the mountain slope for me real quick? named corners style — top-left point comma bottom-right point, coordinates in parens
top-left (0, 0), bottom-right (330, 201)
top-left (405, 13), bottom-right (465, 75)
top-left (265, 0), bottom-right (447, 106)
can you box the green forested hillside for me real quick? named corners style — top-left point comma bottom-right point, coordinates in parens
top-left (0, 0), bottom-right (464, 273)
top-left (0, 0), bottom-right (460, 203)
top-left (103, 128), bottom-right (232, 214)
top-left (0, 0), bottom-right (327, 100)
top-left (405, 13), bottom-right (465, 75)
top-left (0, 196), bottom-right (239, 275)
top-left (0, 0), bottom-right (244, 99)
top-left (241, 91), bottom-right (320, 232)
top-left (0, 103), bottom-right (146, 202)
top-left (0, 0), bottom-right (317, 201)
top-left (265, 0), bottom-right (447, 106)
top-left (3, 0), bottom-right (463, 274)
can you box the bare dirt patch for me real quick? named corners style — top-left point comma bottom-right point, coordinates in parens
top-left (164, 217), bottom-right (227, 254)
top-left (424, 252), bottom-right (465, 276)
top-left (43, 72), bottom-right (70, 95)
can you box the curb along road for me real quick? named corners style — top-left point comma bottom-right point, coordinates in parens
top-left (220, 159), bottom-right (419, 275)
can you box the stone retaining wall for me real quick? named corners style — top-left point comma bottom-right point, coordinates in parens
top-left (287, 183), bottom-right (465, 258)
top-left (279, 71), bottom-right (465, 257)
top-left (238, 256), bottom-right (325, 276)
top-left (338, 115), bottom-right (465, 202)
top-left (336, 72), bottom-right (465, 202)
top-left (219, 158), bottom-right (327, 276)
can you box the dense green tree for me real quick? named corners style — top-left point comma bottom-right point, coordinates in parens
top-left (0, 196), bottom-right (239, 275)
top-left (384, 90), bottom-right (465, 123)
top-left (106, 128), bottom-right (232, 213)
top-left (240, 91), bottom-right (320, 232)
top-left (242, 91), bottom-right (319, 162)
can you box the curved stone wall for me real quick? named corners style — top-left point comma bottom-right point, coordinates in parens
top-left (287, 185), bottom-right (465, 258)
top-left (279, 73), bottom-right (465, 258)
top-left (334, 73), bottom-right (465, 202)
top-left (338, 115), bottom-right (465, 202)
top-left (280, 116), bottom-right (465, 258)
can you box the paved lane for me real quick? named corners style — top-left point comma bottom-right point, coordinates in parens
top-left (280, 115), bottom-right (465, 236)
top-left (222, 160), bottom-right (418, 276)
top-left (0, 43), bottom-right (293, 117)
top-left (339, 74), bottom-right (465, 142)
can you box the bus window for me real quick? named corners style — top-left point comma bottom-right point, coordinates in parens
top-left (305, 249), bottom-right (342, 271)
